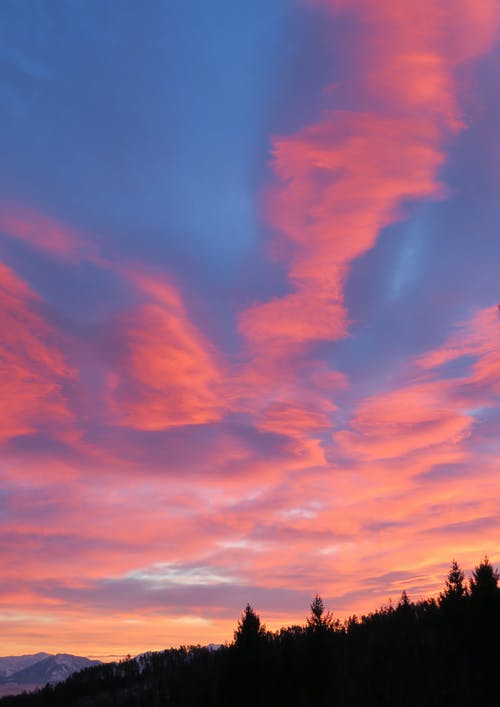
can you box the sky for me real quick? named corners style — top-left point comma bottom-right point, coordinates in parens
top-left (0, 0), bottom-right (499, 659)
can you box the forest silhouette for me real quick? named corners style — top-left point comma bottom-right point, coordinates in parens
top-left (2, 557), bottom-right (499, 706)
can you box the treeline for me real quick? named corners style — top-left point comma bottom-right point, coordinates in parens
top-left (2, 556), bottom-right (500, 706)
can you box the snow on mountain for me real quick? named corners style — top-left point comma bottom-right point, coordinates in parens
top-left (0, 654), bottom-right (51, 679)
top-left (0, 653), bottom-right (101, 697)
top-left (1, 653), bottom-right (101, 686)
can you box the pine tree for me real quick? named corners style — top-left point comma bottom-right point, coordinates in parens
top-left (398, 590), bottom-right (411, 609)
top-left (469, 556), bottom-right (500, 600)
top-left (307, 594), bottom-right (335, 632)
top-left (234, 603), bottom-right (266, 649)
top-left (440, 560), bottom-right (467, 605)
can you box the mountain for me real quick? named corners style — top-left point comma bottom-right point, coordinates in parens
top-left (0, 654), bottom-right (101, 698)
top-left (0, 655), bottom-right (51, 680)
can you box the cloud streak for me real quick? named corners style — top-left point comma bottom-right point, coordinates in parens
top-left (0, 0), bottom-right (499, 658)
top-left (0, 263), bottom-right (76, 443)
top-left (106, 270), bottom-right (225, 431)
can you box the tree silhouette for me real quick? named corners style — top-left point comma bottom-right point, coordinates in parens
top-left (4, 555), bottom-right (500, 707)
top-left (305, 594), bottom-right (335, 704)
top-left (232, 605), bottom-right (267, 706)
top-left (440, 560), bottom-right (467, 605)
top-left (234, 603), bottom-right (266, 649)
top-left (469, 556), bottom-right (499, 600)
top-left (307, 594), bottom-right (335, 632)
top-left (309, 594), bottom-right (325, 627)
top-left (398, 590), bottom-right (411, 609)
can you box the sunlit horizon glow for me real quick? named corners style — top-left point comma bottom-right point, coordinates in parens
top-left (0, 0), bottom-right (499, 658)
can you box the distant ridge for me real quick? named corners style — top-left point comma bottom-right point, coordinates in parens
top-left (0, 653), bottom-right (100, 698)
top-left (0, 655), bottom-right (51, 680)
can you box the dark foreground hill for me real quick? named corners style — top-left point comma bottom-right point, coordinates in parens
top-left (1, 557), bottom-right (499, 707)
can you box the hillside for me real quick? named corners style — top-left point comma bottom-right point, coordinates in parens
top-left (0, 557), bottom-right (499, 706)
top-left (0, 655), bottom-right (100, 699)
top-left (0, 655), bottom-right (51, 680)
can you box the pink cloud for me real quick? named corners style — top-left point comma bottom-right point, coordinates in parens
top-left (0, 262), bottom-right (76, 443)
top-left (336, 305), bottom-right (499, 461)
top-left (335, 381), bottom-right (473, 460)
top-left (0, 202), bottom-right (101, 263)
top-left (419, 306), bottom-right (500, 402)
top-left (241, 0), bottom-right (498, 352)
top-left (106, 269), bottom-right (225, 431)
top-left (235, 0), bottom-right (499, 464)
top-left (1, 0), bottom-right (499, 659)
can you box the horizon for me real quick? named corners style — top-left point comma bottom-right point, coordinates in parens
top-left (1, 554), bottom-right (496, 661)
top-left (1, 0), bottom-right (499, 658)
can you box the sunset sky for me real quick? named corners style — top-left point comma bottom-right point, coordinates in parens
top-left (1, 0), bottom-right (499, 659)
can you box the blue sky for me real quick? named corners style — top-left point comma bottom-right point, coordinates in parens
top-left (0, 0), bottom-right (499, 657)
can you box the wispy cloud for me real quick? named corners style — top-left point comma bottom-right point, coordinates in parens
top-left (0, 0), bottom-right (499, 658)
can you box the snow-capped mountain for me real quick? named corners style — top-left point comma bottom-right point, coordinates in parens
top-left (0, 653), bottom-right (101, 697)
top-left (0, 654), bottom-right (51, 679)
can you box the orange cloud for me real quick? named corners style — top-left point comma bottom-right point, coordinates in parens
top-left (235, 0), bottom-right (499, 486)
top-left (336, 306), bottom-right (499, 461)
top-left (334, 0), bottom-right (499, 117)
top-left (241, 113), bottom-right (444, 347)
top-left (0, 262), bottom-right (76, 442)
top-left (2, 0), bottom-right (499, 660)
top-left (336, 381), bottom-right (473, 461)
top-left (107, 270), bottom-right (224, 431)
top-left (241, 0), bottom-right (498, 350)
top-left (418, 306), bottom-right (500, 400)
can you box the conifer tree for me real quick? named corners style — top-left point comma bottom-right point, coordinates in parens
top-left (469, 556), bottom-right (500, 600)
top-left (398, 590), bottom-right (410, 608)
top-left (440, 560), bottom-right (467, 605)
top-left (234, 603), bottom-right (266, 648)
top-left (307, 594), bottom-right (335, 632)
